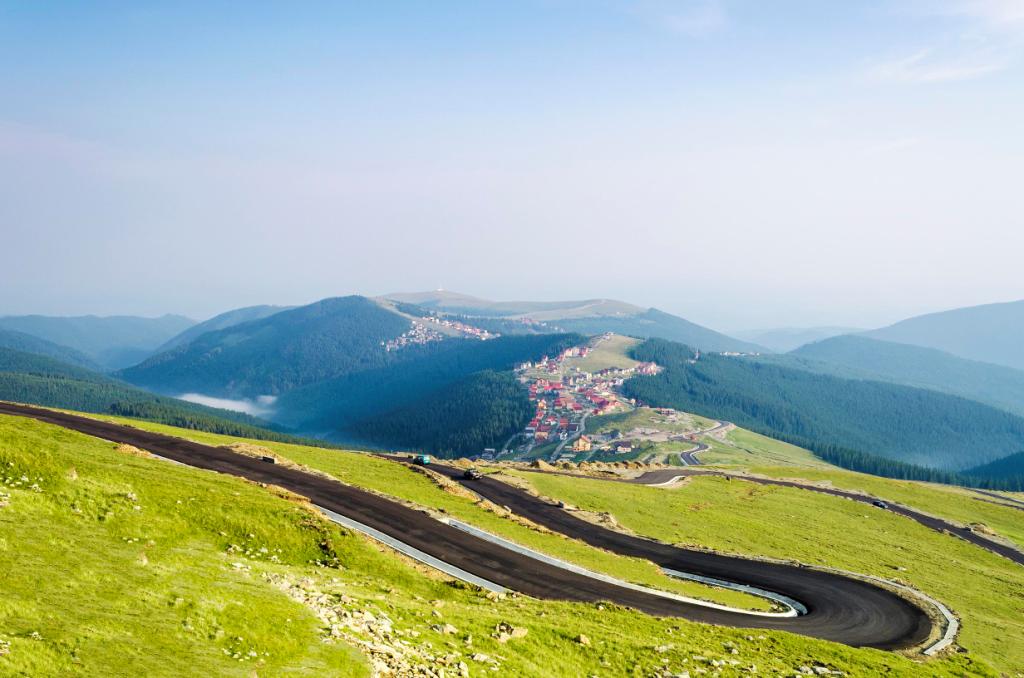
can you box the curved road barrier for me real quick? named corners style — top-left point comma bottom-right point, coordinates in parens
top-left (0, 402), bottom-right (933, 651)
top-left (427, 461), bottom-right (934, 650)
top-left (445, 518), bottom-right (801, 617)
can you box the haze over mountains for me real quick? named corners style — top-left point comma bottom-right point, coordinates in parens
top-left (0, 314), bottom-right (195, 370)
top-left (734, 327), bottom-right (863, 353)
top-left (787, 335), bottom-right (1024, 417)
top-left (2, 290), bottom-right (1024, 485)
top-left (860, 299), bottom-right (1024, 372)
top-left (385, 291), bottom-right (763, 353)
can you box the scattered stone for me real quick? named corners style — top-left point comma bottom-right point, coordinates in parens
top-left (576, 633), bottom-right (591, 646)
top-left (266, 572), bottom-right (488, 675)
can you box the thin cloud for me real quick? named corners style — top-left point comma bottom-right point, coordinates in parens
top-left (944, 0), bottom-right (1024, 28)
top-left (631, 0), bottom-right (727, 37)
top-left (872, 47), bottom-right (1008, 82)
top-left (872, 1), bottom-right (1023, 83)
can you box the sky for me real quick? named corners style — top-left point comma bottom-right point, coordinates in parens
top-left (1, 1), bottom-right (1022, 332)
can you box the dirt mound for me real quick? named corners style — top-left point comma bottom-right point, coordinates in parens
top-left (114, 443), bottom-right (153, 458)
top-left (530, 460), bottom-right (556, 471)
top-left (413, 466), bottom-right (480, 502)
top-left (226, 442), bottom-right (276, 458)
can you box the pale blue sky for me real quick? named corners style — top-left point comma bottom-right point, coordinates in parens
top-left (2, 1), bottom-right (1022, 330)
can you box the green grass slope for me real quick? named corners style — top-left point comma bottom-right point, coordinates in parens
top-left (3, 413), bottom-right (992, 676)
top-left (512, 470), bottom-right (1024, 675)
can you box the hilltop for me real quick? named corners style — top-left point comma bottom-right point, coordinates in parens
top-left (120, 297), bottom-right (411, 398)
top-left (156, 304), bottom-right (291, 352)
top-left (386, 290), bottom-right (762, 352)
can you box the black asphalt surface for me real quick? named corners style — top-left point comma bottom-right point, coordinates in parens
top-left (623, 468), bottom-right (1024, 567)
top-left (1, 401), bottom-right (932, 650)
top-left (429, 463), bottom-right (932, 650)
top-left (971, 489), bottom-right (1024, 512)
top-left (678, 442), bottom-right (708, 466)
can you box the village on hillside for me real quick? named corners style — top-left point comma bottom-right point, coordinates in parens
top-left (384, 316), bottom-right (499, 352)
top-left (487, 333), bottom-right (694, 463)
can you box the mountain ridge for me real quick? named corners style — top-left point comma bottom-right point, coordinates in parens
top-left (861, 299), bottom-right (1024, 371)
top-left (0, 313), bottom-right (195, 370)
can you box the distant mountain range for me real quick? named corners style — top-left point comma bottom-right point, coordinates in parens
top-left (860, 299), bottom-right (1024, 371)
top-left (786, 335), bottom-right (1024, 417)
top-left (0, 328), bottom-right (99, 370)
top-left (385, 290), bottom-right (645, 320)
top-left (156, 304), bottom-right (290, 352)
top-left (0, 314), bottom-right (195, 370)
top-left (734, 326), bottom-right (862, 353)
top-left (5, 291), bottom-right (1024, 475)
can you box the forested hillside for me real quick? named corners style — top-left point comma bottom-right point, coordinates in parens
top-left (276, 333), bottom-right (582, 437)
top-left (121, 296), bottom-right (410, 397)
top-left (0, 347), bottom-right (305, 443)
top-left (788, 335), bottom-right (1024, 416)
top-left (351, 370), bottom-right (532, 455)
top-left (156, 304), bottom-right (290, 352)
top-left (0, 329), bottom-right (99, 369)
top-left (623, 339), bottom-right (1024, 472)
top-left (965, 452), bottom-right (1024, 483)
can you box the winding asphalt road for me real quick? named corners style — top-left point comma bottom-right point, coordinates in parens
top-left (427, 463), bottom-right (932, 649)
top-left (623, 469), bottom-right (1024, 567)
top-left (1, 401), bottom-right (932, 650)
top-left (677, 441), bottom-right (708, 466)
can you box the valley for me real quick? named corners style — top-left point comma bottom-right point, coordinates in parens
top-left (3, 291), bottom-right (1024, 676)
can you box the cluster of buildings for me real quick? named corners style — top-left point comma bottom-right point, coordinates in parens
top-left (520, 345), bottom-right (592, 375)
top-left (384, 317), bottom-right (499, 352)
top-left (430, 316), bottom-right (499, 340)
top-left (518, 348), bottom-right (633, 448)
top-left (383, 321), bottom-right (444, 352)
